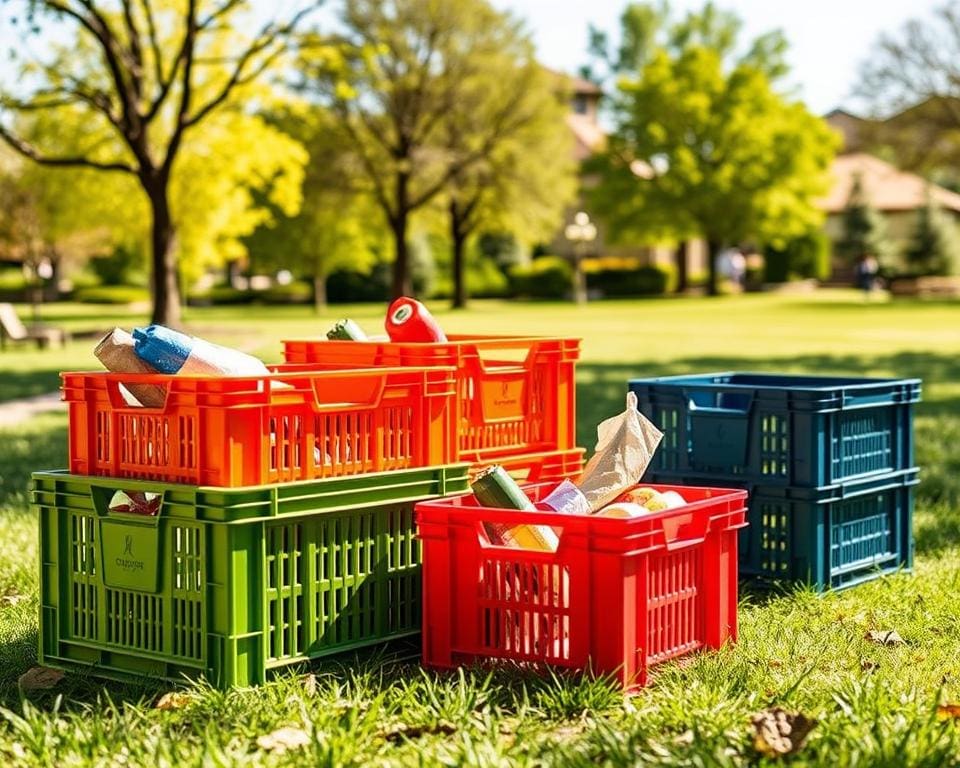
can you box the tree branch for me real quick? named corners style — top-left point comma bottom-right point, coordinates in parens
top-left (120, 0), bottom-right (144, 102)
top-left (161, 0), bottom-right (198, 175)
top-left (137, 0), bottom-right (165, 87)
top-left (0, 124), bottom-right (136, 173)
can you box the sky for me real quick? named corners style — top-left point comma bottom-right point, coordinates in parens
top-left (492, 0), bottom-right (943, 115)
top-left (0, 0), bottom-right (943, 115)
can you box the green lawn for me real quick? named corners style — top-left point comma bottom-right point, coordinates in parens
top-left (2, 291), bottom-right (960, 766)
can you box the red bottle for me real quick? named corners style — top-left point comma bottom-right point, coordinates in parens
top-left (385, 297), bottom-right (447, 343)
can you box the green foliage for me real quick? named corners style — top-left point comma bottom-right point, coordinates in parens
top-left (838, 175), bottom-right (894, 265)
top-left (259, 281), bottom-right (314, 305)
top-left (73, 285), bottom-right (150, 304)
top-left (587, 4), bottom-right (837, 294)
top-left (431, 252), bottom-right (510, 300)
top-left (508, 256), bottom-right (572, 299)
top-left (87, 244), bottom-right (146, 287)
top-left (764, 230), bottom-right (832, 283)
top-left (586, 263), bottom-right (676, 296)
top-left (904, 196), bottom-right (960, 276)
top-left (327, 266), bottom-right (391, 304)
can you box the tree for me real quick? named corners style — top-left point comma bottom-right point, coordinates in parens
top-left (858, 2), bottom-right (960, 177)
top-left (587, 6), bottom-right (836, 295)
top-left (837, 174), bottom-right (893, 266)
top-left (245, 106), bottom-right (382, 313)
top-left (0, 0), bottom-right (319, 326)
top-left (905, 192), bottom-right (960, 276)
top-left (444, 63), bottom-right (576, 308)
top-left (299, 0), bottom-right (543, 300)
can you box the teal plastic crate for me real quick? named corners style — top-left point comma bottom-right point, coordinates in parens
top-left (629, 373), bottom-right (920, 488)
top-left (645, 468), bottom-right (917, 591)
top-left (33, 465), bottom-right (469, 688)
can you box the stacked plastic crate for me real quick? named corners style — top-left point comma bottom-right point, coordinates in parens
top-left (281, 335), bottom-right (585, 481)
top-left (33, 365), bottom-right (471, 687)
top-left (629, 373), bottom-right (921, 591)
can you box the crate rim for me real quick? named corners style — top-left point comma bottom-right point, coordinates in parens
top-left (629, 370), bottom-right (922, 394)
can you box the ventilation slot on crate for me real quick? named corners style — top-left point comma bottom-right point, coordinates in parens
top-left (385, 506), bottom-right (420, 634)
top-left (106, 589), bottom-right (163, 652)
top-left (266, 523), bottom-right (304, 661)
top-left (313, 513), bottom-right (378, 648)
top-left (760, 413), bottom-right (789, 478)
top-left (70, 513), bottom-right (98, 640)
top-left (95, 411), bottom-right (111, 464)
top-left (479, 558), bottom-right (571, 663)
top-left (380, 406), bottom-right (415, 471)
top-left (656, 407), bottom-right (681, 471)
top-left (830, 494), bottom-right (895, 574)
top-left (757, 504), bottom-right (791, 576)
top-left (118, 415), bottom-right (170, 474)
top-left (646, 549), bottom-right (704, 664)
top-left (172, 525), bottom-right (203, 660)
top-left (836, 411), bottom-right (893, 479)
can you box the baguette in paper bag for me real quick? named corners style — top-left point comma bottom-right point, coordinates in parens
top-left (578, 392), bottom-right (663, 513)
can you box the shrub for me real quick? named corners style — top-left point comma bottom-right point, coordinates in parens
top-left (88, 243), bottom-right (147, 286)
top-left (73, 285), bottom-right (150, 304)
top-left (586, 264), bottom-right (676, 296)
top-left (327, 266), bottom-right (390, 303)
top-left (764, 231), bottom-right (831, 283)
top-left (259, 281), bottom-right (313, 304)
top-left (508, 256), bottom-right (572, 299)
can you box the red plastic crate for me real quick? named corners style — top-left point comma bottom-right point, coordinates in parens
top-left (64, 365), bottom-right (457, 486)
top-left (282, 335), bottom-right (580, 463)
top-left (415, 482), bottom-right (747, 689)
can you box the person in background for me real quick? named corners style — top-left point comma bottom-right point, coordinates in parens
top-left (854, 252), bottom-right (880, 298)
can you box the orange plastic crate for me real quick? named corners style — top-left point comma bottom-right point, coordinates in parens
top-left (64, 366), bottom-right (457, 486)
top-left (492, 447), bottom-right (586, 484)
top-left (282, 335), bottom-right (580, 464)
top-left (416, 481), bottom-right (747, 689)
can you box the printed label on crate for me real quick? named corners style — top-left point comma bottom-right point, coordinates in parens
top-left (99, 520), bottom-right (161, 593)
top-left (479, 378), bottom-right (527, 421)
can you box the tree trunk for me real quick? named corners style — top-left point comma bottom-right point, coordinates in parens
top-left (707, 239), bottom-right (721, 297)
top-left (390, 171), bottom-right (413, 299)
top-left (674, 241), bottom-right (688, 294)
top-left (572, 244), bottom-right (588, 304)
top-left (148, 182), bottom-right (181, 326)
top-left (313, 273), bottom-right (327, 315)
top-left (451, 202), bottom-right (468, 309)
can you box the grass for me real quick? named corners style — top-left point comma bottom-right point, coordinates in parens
top-left (1, 290), bottom-right (960, 765)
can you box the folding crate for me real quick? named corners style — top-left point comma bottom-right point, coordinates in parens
top-left (644, 468), bottom-right (918, 591)
top-left (33, 465), bottom-right (469, 688)
top-left (416, 482), bottom-right (747, 689)
top-left (282, 336), bottom-right (580, 465)
top-left (495, 447), bottom-right (585, 484)
top-left (629, 373), bottom-right (920, 488)
top-left (64, 365), bottom-right (457, 486)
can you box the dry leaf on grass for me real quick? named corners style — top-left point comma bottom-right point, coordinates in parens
top-left (18, 667), bottom-right (63, 691)
top-left (383, 721), bottom-right (457, 743)
top-left (937, 704), bottom-right (960, 721)
top-left (860, 659), bottom-right (879, 673)
top-left (301, 673), bottom-right (318, 697)
top-left (751, 708), bottom-right (817, 758)
top-left (0, 594), bottom-right (28, 607)
top-left (256, 726), bottom-right (311, 753)
top-left (155, 692), bottom-right (192, 711)
top-left (865, 629), bottom-right (905, 646)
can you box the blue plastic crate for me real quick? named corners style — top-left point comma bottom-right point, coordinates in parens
top-left (644, 468), bottom-right (917, 591)
top-left (629, 373), bottom-right (920, 488)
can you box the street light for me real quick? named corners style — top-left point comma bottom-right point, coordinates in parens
top-left (564, 210), bottom-right (597, 304)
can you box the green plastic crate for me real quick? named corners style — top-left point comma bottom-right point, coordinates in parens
top-left (33, 465), bottom-right (469, 688)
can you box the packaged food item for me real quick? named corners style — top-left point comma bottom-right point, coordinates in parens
top-left (471, 465), bottom-right (558, 551)
top-left (133, 325), bottom-right (271, 377)
top-left (384, 297), bottom-right (447, 342)
top-left (94, 328), bottom-right (167, 407)
top-left (537, 478), bottom-right (590, 515)
top-left (596, 502), bottom-right (650, 518)
top-left (108, 489), bottom-right (161, 516)
top-left (326, 319), bottom-right (368, 341)
top-left (577, 392), bottom-right (663, 513)
top-left (642, 490), bottom-right (687, 511)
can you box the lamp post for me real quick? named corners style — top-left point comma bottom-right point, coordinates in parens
top-left (564, 211), bottom-right (597, 304)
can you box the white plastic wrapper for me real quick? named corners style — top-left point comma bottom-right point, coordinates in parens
top-left (578, 392), bottom-right (664, 513)
top-left (539, 478), bottom-right (591, 515)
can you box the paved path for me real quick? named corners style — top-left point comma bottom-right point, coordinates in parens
top-left (0, 392), bottom-right (65, 427)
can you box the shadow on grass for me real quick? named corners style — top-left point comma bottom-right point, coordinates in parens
top-left (0, 367), bottom-right (65, 403)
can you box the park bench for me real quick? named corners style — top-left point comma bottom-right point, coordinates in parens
top-left (0, 303), bottom-right (68, 350)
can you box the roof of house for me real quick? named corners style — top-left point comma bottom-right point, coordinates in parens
top-left (819, 152), bottom-right (960, 214)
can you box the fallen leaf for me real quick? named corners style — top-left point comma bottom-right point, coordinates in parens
top-left (18, 667), bottom-right (63, 691)
top-left (751, 708), bottom-right (817, 758)
top-left (383, 720), bottom-right (457, 743)
top-left (256, 726), bottom-right (311, 753)
top-left (865, 629), bottom-right (905, 646)
top-left (0, 594), bottom-right (27, 607)
top-left (674, 729), bottom-right (695, 745)
top-left (155, 691), bottom-right (192, 711)
top-left (767, 660), bottom-right (783, 670)
top-left (937, 704), bottom-right (960, 721)
top-left (301, 673), bottom-right (318, 697)
top-left (860, 659), bottom-right (879, 673)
